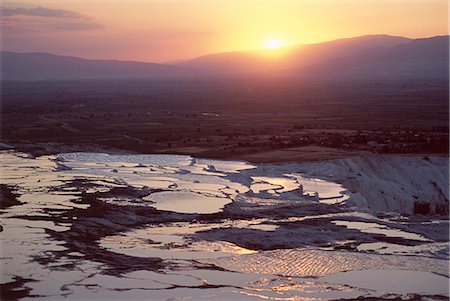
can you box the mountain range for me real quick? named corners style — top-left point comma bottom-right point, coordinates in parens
top-left (1, 35), bottom-right (448, 81)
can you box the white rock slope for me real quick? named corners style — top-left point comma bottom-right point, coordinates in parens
top-left (297, 156), bottom-right (448, 215)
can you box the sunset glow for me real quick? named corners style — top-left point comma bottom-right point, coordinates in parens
top-left (265, 40), bottom-right (282, 49)
top-left (1, 1), bottom-right (448, 62)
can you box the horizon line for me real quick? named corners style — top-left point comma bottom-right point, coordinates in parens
top-left (1, 33), bottom-right (448, 65)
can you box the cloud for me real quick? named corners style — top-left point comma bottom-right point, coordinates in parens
top-left (52, 22), bottom-right (103, 31)
top-left (1, 7), bottom-right (85, 19)
top-left (1, 6), bottom-right (103, 31)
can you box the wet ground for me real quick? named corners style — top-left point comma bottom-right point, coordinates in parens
top-left (0, 150), bottom-right (448, 300)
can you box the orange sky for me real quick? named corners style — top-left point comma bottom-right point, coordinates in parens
top-left (1, 1), bottom-right (448, 62)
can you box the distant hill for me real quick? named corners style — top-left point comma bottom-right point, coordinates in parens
top-left (307, 35), bottom-right (449, 80)
top-left (1, 35), bottom-right (448, 81)
top-left (180, 35), bottom-right (448, 80)
top-left (180, 35), bottom-right (413, 74)
top-left (0, 52), bottom-right (191, 80)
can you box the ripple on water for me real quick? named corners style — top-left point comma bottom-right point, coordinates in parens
top-left (201, 248), bottom-right (449, 278)
top-left (2, 150), bottom-right (448, 301)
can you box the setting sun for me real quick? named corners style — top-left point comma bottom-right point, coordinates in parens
top-left (265, 40), bottom-right (282, 49)
top-left (0, 0), bottom-right (448, 299)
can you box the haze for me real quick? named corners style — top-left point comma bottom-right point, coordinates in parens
top-left (1, 1), bottom-right (448, 62)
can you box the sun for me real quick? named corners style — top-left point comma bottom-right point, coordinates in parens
top-left (265, 40), bottom-right (282, 49)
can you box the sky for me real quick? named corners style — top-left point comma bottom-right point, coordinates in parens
top-left (1, 1), bottom-right (448, 63)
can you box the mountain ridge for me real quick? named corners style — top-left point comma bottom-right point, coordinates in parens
top-left (1, 34), bottom-right (448, 81)
top-left (0, 51), bottom-right (191, 81)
